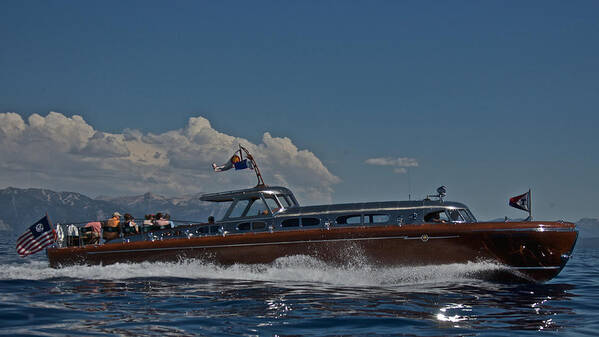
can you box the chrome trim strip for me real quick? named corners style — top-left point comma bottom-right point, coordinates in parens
top-left (218, 217), bottom-right (272, 224)
top-left (404, 235), bottom-right (460, 240)
top-left (281, 206), bottom-right (461, 217)
top-left (87, 235), bottom-right (461, 255)
top-left (470, 227), bottom-right (575, 233)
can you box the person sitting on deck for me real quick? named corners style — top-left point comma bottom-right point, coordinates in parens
top-left (66, 224), bottom-right (79, 246)
top-left (208, 216), bottom-right (215, 224)
top-left (143, 214), bottom-right (154, 231)
top-left (103, 212), bottom-right (122, 241)
top-left (81, 221), bottom-right (101, 244)
top-left (155, 212), bottom-right (171, 229)
top-left (163, 213), bottom-right (175, 228)
top-left (123, 213), bottom-right (138, 234)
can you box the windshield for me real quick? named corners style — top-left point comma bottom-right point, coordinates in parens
top-left (424, 208), bottom-right (476, 224)
top-left (276, 194), bottom-right (293, 207)
top-left (459, 209), bottom-right (477, 222)
top-left (447, 209), bottom-right (465, 223)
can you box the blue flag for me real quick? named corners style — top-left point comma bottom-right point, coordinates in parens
top-left (234, 159), bottom-right (253, 170)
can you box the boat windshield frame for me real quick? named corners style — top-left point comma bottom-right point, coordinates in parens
top-left (423, 207), bottom-right (477, 224)
top-left (223, 192), bottom-right (287, 220)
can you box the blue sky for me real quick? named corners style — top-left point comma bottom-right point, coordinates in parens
top-left (1, 1), bottom-right (598, 221)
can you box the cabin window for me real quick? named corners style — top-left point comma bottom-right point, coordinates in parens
top-left (247, 198), bottom-right (269, 217)
top-left (424, 210), bottom-right (450, 223)
top-left (447, 209), bottom-right (465, 223)
top-left (301, 217), bottom-right (320, 226)
top-left (237, 222), bottom-right (251, 231)
top-left (336, 215), bottom-right (362, 225)
top-left (253, 221), bottom-right (267, 230)
top-left (229, 200), bottom-right (250, 218)
top-left (277, 194), bottom-right (292, 207)
top-left (364, 214), bottom-right (389, 224)
top-left (263, 195), bottom-right (281, 213)
top-left (396, 210), bottom-right (423, 224)
top-left (282, 218), bottom-right (300, 227)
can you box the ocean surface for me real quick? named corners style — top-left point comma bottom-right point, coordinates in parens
top-left (0, 234), bottom-right (597, 336)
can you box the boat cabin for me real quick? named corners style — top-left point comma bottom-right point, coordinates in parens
top-left (200, 185), bottom-right (478, 234)
top-left (55, 185), bottom-right (478, 248)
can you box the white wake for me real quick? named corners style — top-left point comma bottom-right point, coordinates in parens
top-left (0, 255), bottom-right (507, 287)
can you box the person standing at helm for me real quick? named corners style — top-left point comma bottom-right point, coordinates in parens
top-left (103, 212), bottom-right (122, 241)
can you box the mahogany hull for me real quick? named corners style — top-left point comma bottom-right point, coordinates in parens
top-left (46, 221), bottom-right (577, 282)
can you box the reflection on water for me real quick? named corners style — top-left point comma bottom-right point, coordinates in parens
top-left (0, 272), bottom-right (581, 335)
top-left (0, 238), bottom-right (597, 336)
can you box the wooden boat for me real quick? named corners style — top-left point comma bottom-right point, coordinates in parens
top-left (47, 184), bottom-right (578, 283)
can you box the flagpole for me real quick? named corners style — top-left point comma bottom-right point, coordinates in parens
top-left (239, 144), bottom-right (266, 187)
top-left (46, 211), bottom-right (58, 246)
top-left (528, 189), bottom-right (532, 221)
top-left (46, 212), bottom-right (54, 232)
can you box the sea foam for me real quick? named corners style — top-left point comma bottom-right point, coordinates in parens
top-left (0, 255), bottom-right (506, 287)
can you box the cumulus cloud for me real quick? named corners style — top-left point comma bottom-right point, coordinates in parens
top-left (365, 156), bottom-right (418, 174)
top-left (0, 112), bottom-right (26, 139)
top-left (80, 131), bottom-right (130, 158)
top-left (0, 112), bottom-right (339, 204)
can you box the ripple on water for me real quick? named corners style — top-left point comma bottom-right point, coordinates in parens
top-left (0, 238), bottom-right (597, 336)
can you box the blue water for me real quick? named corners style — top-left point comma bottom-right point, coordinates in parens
top-left (0, 234), bottom-right (597, 336)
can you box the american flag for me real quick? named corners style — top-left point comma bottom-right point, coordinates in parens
top-left (16, 215), bottom-right (56, 257)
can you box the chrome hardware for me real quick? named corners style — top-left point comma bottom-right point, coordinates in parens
top-left (426, 185), bottom-right (447, 202)
top-left (218, 226), bottom-right (228, 237)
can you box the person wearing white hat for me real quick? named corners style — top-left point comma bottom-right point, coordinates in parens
top-left (104, 211), bottom-right (122, 241)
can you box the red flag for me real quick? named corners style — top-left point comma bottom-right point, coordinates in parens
top-left (509, 191), bottom-right (531, 212)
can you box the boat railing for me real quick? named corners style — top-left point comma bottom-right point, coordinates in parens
top-left (52, 205), bottom-right (478, 248)
top-left (55, 219), bottom-right (202, 247)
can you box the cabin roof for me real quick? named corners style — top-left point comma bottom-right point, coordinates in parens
top-left (200, 185), bottom-right (295, 202)
top-left (279, 200), bottom-right (469, 215)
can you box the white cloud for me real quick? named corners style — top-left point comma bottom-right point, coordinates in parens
top-left (0, 112), bottom-right (26, 139)
top-left (26, 112), bottom-right (94, 152)
top-left (80, 131), bottom-right (131, 158)
top-left (365, 156), bottom-right (418, 174)
top-left (0, 112), bottom-right (340, 204)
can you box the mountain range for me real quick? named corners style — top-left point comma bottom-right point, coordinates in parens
top-left (0, 187), bottom-right (226, 232)
top-left (1, 187), bottom-right (598, 241)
